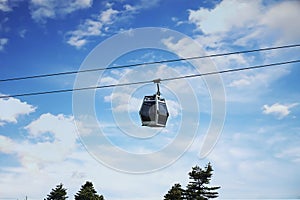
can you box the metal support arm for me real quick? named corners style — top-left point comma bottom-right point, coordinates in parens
top-left (153, 78), bottom-right (161, 96)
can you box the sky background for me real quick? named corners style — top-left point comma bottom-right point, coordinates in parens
top-left (0, 0), bottom-right (300, 199)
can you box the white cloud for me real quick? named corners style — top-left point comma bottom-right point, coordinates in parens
top-left (171, 17), bottom-right (186, 26)
top-left (0, 135), bottom-right (15, 153)
top-left (19, 29), bottom-right (27, 38)
top-left (66, 7), bottom-right (118, 48)
top-left (0, 0), bottom-right (19, 12)
top-left (0, 145), bottom-right (193, 200)
top-left (0, 108), bottom-right (191, 199)
top-left (0, 38), bottom-right (8, 51)
top-left (185, 1), bottom-right (299, 103)
top-left (165, 99), bottom-right (181, 118)
top-left (66, 0), bottom-right (161, 48)
top-left (183, 0), bottom-right (300, 189)
top-left (29, 0), bottom-right (93, 23)
top-left (276, 146), bottom-right (300, 163)
top-left (0, 0), bottom-right (11, 11)
top-left (104, 92), bottom-right (141, 112)
top-left (124, 4), bottom-right (136, 12)
top-left (67, 36), bottom-right (87, 48)
top-left (162, 36), bottom-right (203, 58)
top-left (0, 113), bottom-right (77, 172)
top-left (262, 102), bottom-right (298, 119)
top-left (228, 78), bottom-right (251, 88)
top-left (100, 8), bottom-right (119, 23)
top-left (99, 76), bottom-right (119, 85)
top-left (188, 0), bottom-right (261, 34)
top-left (228, 67), bottom-right (290, 90)
top-left (0, 97), bottom-right (36, 125)
top-left (25, 113), bottom-right (74, 140)
top-left (189, 0), bottom-right (300, 47)
top-left (206, 129), bottom-right (300, 198)
top-left (66, 18), bottom-right (103, 48)
top-left (121, 0), bottom-right (160, 13)
top-left (260, 1), bottom-right (300, 45)
top-left (0, 112), bottom-right (299, 199)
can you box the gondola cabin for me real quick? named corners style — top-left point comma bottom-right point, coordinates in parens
top-left (139, 80), bottom-right (169, 127)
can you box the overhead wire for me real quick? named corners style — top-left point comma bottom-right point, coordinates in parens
top-left (0, 44), bottom-right (299, 82)
top-left (0, 59), bottom-right (299, 99)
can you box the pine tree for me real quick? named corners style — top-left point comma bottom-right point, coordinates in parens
top-left (164, 183), bottom-right (185, 200)
top-left (185, 163), bottom-right (220, 200)
top-left (74, 181), bottom-right (104, 200)
top-left (44, 183), bottom-right (68, 200)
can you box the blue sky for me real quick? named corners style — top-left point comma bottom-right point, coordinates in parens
top-left (0, 0), bottom-right (300, 199)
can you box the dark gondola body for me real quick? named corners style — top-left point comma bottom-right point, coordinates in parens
top-left (139, 93), bottom-right (169, 127)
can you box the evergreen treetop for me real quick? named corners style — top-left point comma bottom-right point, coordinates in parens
top-left (44, 183), bottom-right (68, 200)
top-left (164, 183), bottom-right (185, 200)
top-left (74, 181), bottom-right (104, 200)
top-left (185, 162), bottom-right (220, 200)
top-left (163, 162), bottom-right (220, 200)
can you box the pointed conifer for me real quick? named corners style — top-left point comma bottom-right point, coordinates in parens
top-left (45, 183), bottom-right (68, 200)
top-left (185, 163), bottom-right (220, 200)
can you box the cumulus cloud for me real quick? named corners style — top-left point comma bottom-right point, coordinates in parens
top-left (188, 0), bottom-right (300, 46)
top-left (228, 78), bottom-right (251, 88)
top-left (0, 0), bottom-right (10, 11)
top-left (29, 0), bottom-right (93, 23)
top-left (259, 1), bottom-right (300, 45)
top-left (66, 18), bottom-right (104, 48)
top-left (206, 128), bottom-right (300, 198)
top-left (0, 113), bottom-right (77, 171)
top-left (66, 7), bottom-right (119, 48)
top-left (186, 1), bottom-right (299, 102)
top-left (66, 0), bottom-right (161, 48)
top-left (0, 135), bottom-right (15, 153)
top-left (100, 8), bottom-right (119, 23)
top-left (104, 92), bottom-right (142, 113)
top-left (228, 67), bottom-right (290, 89)
top-left (0, 0), bottom-right (19, 12)
top-left (0, 38), bottom-right (8, 51)
top-left (0, 97), bottom-right (36, 125)
top-left (188, 0), bottom-right (261, 34)
top-left (262, 103), bottom-right (298, 119)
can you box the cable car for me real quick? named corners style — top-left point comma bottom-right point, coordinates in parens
top-left (139, 79), bottom-right (169, 127)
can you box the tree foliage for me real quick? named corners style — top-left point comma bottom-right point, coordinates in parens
top-left (164, 163), bottom-right (220, 200)
top-left (44, 183), bottom-right (68, 200)
top-left (74, 181), bottom-right (105, 200)
top-left (164, 183), bottom-right (185, 200)
top-left (185, 163), bottom-right (220, 200)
